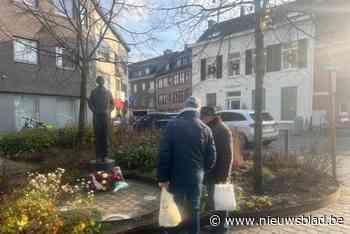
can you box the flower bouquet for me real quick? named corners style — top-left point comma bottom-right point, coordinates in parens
top-left (88, 167), bottom-right (129, 192)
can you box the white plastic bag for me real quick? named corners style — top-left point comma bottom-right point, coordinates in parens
top-left (214, 184), bottom-right (236, 211)
top-left (159, 188), bottom-right (182, 227)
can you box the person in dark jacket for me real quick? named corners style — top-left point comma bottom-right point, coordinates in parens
top-left (157, 96), bottom-right (217, 234)
top-left (201, 106), bottom-right (234, 234)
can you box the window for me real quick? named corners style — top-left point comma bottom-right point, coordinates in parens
top-left (15, 0), bottom-right (38, 8)
top-left (201, 55), bottom-right (223, 80)
top-left (98, 40), bottom-right (110, 61)
top-left (180, 72), bottom-right (185, 84)
top-left (14, 38), bottom-right (38, 64)
top-left (163, 78), bottom-right (168, 88)
top-left (282, 41), bottom-right (298, 69)
top-left (249, 112), bottom-right (274, 121)
top-left (220, 112), bottom-right (246, 122)
top-left (185, 71), bottom-right (191, 81)
top-left (53, 0), bottom-right (73, 17)
top-left (174, 73), bottom-right (180, 85)
top-left (206, 93), bottom-right (217, 107)
top-left (282, 39), bottom-right (308, 69)
top-left (158, 94), bottom-right (168, 105)
top-left (56, 47), bottom-right (74, 69)
top-left (149, 81), bottom-right (154, 90)
top-left (133, 84), bottom-right (137, 93)
top-left (115, 79), bottom-right (121, 91)
top-left (145, 67), bottom-right (150, 75)
top-left (266, 44), bottom-right (281, 72)
top-left (226, 91), bottom-right (241, 109)
top-left (228, 52), bottom-right (241, 76)
top-left (176, 58), bottom-right (182, 67)
top-left (142, 82), bottom-right (146, 91)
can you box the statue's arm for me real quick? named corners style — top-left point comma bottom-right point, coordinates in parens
top-left (88, 93), bottom-right (96, 113)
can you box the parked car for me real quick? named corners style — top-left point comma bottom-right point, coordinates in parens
top-left (216, 110), bottom-right (279, 149)
top-left (337, 112), bottom-right (350, 128)
top-left (134, 112), bottom-right (178, 130)
top-left (155, 113), bottom-right (179, 129)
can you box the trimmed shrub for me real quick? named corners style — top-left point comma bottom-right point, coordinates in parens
top-left (0, 127), bottom-right (95, 158)
top-left (0, 129), bottom-right (57, 156)
top-left (113, 143), bottom-right (158, 171)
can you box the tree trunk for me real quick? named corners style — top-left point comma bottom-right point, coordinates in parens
top-left (254, 0), bottom-right (265, 194)
top-left (78, 61), bottom-right (89, 146)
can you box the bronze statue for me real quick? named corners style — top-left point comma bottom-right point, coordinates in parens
top-left (88, 76), bottom-right (115, 162)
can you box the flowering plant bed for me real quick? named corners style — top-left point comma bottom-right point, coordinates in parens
top-left (88, 167), bottom-right (129, 193)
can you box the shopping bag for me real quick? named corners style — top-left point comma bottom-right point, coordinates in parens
top-left (214, 184), bottom-right (236, 211)
top-left (158, 188), bottom-right (182, 227)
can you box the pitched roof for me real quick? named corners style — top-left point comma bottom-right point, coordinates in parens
top-left (197, 13), bottom-right (256, 42)
top-left (197, 0), bottom-right (320, 43)
top-left (128, 48), bottom-right (192, 80)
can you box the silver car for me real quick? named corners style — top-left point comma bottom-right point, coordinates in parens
top-left (217, 110), bottom-right (279, 148)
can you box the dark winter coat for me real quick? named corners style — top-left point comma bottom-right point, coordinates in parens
top-left (157, 110), bottom-right (217, 190)
top-left (206, 116), bottom-right (233, 183)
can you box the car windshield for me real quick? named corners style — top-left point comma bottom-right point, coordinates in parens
top-left (249, 112), bottom-right (274, 121)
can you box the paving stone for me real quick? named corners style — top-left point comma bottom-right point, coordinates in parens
top-left (223, 155), bottom-right (350, 234)
top-left (93, 179), bottom-right (159, 221)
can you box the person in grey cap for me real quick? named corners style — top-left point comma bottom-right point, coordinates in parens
top-left (157, 96), bottom-right (217, 234)
top-left (201, 106), bottom-right (233, 234)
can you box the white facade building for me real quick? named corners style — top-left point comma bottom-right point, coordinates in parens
top-left (192, 14), bottom-right (315, 124)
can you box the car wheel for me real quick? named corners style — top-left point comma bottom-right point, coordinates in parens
top-left (239, 133), bottom-right (248, 150)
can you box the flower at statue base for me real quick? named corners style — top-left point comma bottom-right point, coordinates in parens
top-left (88, 167), bottom-right (128, 192)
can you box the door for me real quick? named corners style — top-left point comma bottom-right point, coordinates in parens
top-left (281, 87), bottom-right (297, 121)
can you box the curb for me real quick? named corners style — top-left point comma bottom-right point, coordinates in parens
top-left (105, 174), bottom-right (340, 234)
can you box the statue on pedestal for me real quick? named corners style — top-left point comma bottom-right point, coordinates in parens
top-left (88, 76), bottom-right (115, 163)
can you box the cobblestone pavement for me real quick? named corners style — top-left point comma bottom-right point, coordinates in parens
top-left (270, 129), bottom-right (350, 155)
top-left (94, 179), bottom-right (159, 221)
top-left (222, 155), bottom-right (350, 234)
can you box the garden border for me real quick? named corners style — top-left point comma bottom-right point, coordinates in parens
top-left (101, 173), bottom-right (340, 234)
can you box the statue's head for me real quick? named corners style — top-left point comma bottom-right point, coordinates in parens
top-left (96, 76), bottom-right (105, 86)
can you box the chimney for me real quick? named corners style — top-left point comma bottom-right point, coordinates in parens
top-left (208, 19), bottom-right (216, 29)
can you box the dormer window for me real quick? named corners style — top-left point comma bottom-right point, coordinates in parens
top-left (145, 67), bottom-right (150, 75)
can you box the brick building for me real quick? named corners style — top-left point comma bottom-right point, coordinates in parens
top-left (128, 48), bottom-right (192, 112)
top-left (157, 48), bottom-right (192, 112)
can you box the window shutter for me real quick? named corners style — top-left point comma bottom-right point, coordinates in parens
top-left (245, 49), bottom-right (253, 75)
top-left (298, 39), bottom-right (308, 68)
top-left (216, 55), bottom-right (223, 79)
top-left (267, 44), bottom-right (281, 72)
top-left (200, 58), bottom-right (206, 81)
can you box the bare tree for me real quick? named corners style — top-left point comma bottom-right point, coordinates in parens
top-left (156, 0), bottom-right (316, 193)
top-left (12, 0), bottom-right (159, 145)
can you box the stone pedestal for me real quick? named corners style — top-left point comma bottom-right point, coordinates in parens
top-left (89, 158), bottom-right (115, 172)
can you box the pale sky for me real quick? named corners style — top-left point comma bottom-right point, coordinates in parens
top-left (102, 0), bottom-right (290, 62)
